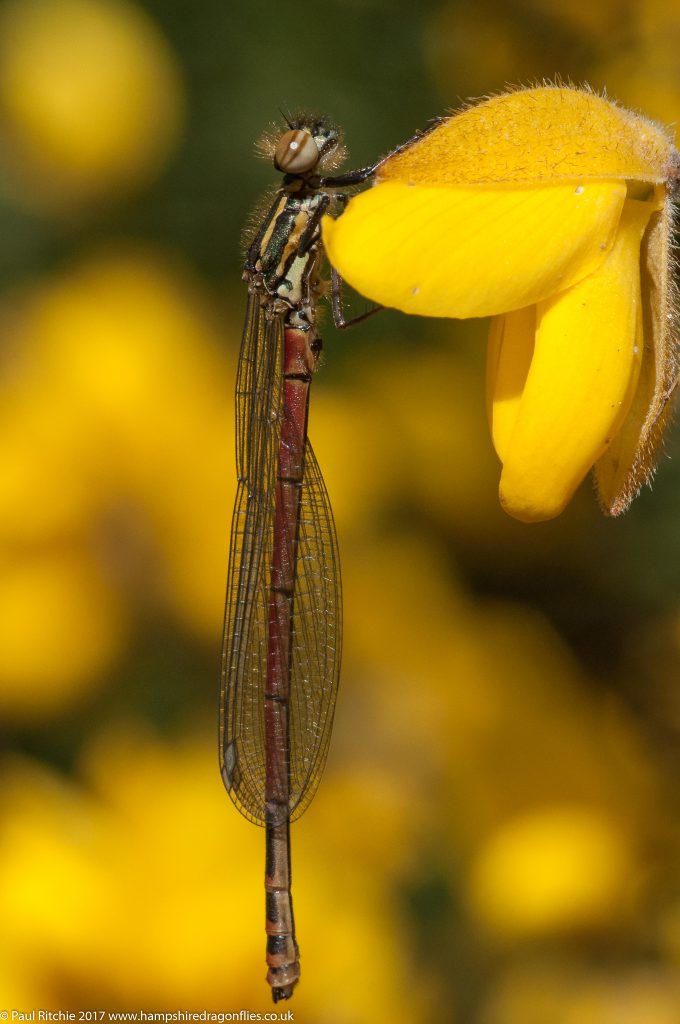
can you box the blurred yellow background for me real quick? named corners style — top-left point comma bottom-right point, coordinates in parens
top-left (1, 0), bottom-right (680, 1021)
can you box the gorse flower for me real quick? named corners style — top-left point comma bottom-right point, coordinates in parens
top-left (322, 86), bottom-right (679, 522)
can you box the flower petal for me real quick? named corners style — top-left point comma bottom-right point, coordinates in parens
top-left (486, 306), bottom-right (535, 463)
top-left (496, 198), bottom-right (654, 522)
top-left (594, 192), bottom-right (678, 514)
top-left (377, 87), bottom-right (678, 187)
top-left (322, 180), bottom-right (626, 319)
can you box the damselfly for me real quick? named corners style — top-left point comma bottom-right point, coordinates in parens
top-left (219, 114), bottom-right (376, 1001)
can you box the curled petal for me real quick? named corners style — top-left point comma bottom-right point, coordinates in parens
top-left (323, 180), bottom-right (626, 319)
top-left (491, 198), bottom-right (654, 522)
top-left (595, 192), bottom-right (678, 514)
top-left (487, 306), bottom-right (535, 463)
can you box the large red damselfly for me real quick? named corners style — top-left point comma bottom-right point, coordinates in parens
top-left (219, 115), bottom-right (376, 1001)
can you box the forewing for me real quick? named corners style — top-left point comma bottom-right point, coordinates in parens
top-left (220, 293), bottom-right (282, 825)
top-left (219, 293), bottom-right (342, 826)
top-left (288, 438), bottom-right (342, 822)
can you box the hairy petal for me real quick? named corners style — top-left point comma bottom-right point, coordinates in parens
top-left (377, 87), bottom-right (678, 187)
top-left (595, 191), bottom-right (678, 514)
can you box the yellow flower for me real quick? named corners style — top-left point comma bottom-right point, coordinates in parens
top-left (0, 249), bottom-right (234, 717)
top-left (467, 805), bottom-right (636, 939)
top-left (0, 0), bottom-right (184, 210)
top-left (0, 729), bottom-right (433, 1021)
top-left (323, 86), bottom-right (679, 522)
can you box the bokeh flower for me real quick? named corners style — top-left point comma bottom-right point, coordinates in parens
top-left (323, 86), bottom-right (679, 522)
top-left (0, 0), bottom-right (184, 210)
top-left (467, 804), bottom-right (636, 939)
top-left (0, 248), bottom-right (234, 717)
top-left (0, 727), bottom-right (435, 1022)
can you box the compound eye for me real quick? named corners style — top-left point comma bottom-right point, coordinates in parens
top-left (274, 129), bottom-right (320, 174)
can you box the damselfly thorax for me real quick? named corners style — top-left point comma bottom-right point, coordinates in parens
top-left (247, 190), bottom-right (327, 325)
top-left (237, 123), bottom-right (357, 418)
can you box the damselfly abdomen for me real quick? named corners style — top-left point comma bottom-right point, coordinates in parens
top-left (219, 114), bottom-right (376, 1001)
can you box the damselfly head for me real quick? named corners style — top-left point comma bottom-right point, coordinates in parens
top-left (257, 114), bottom-right (345, 176)
top-left (274, 128), bottom-right (323, 174)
